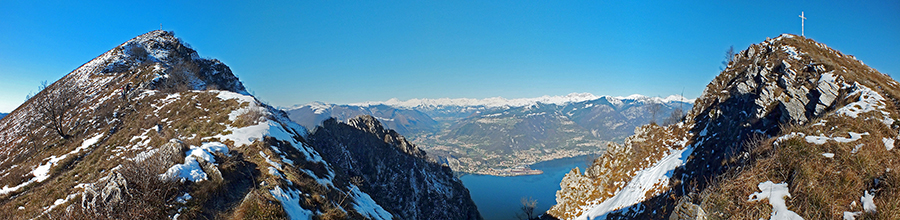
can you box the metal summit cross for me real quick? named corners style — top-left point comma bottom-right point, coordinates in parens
top-left (799, 11), bottom-right (807, 36)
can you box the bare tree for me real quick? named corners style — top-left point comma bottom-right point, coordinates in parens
top-left (29, 80), bottom-right (81, 139)
top-left (350, 176), bottom-right (365, 187)
top-left (721, 45), bottom-right (735, 70)
top-left (648, 102), bottom-right (662, 125)
top-left (517, 197), bottom-right (538, 220)
top-left (663, 107), bottom-right (685, 126)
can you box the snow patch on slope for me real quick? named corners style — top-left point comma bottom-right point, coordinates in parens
top-left (883, 137), bottom-right (895, 151)
top-left (160, 142), bottom-right (228, 182)
top-left (836, 83), bottom-right (893, 126)
top-left (782, 45), bottom-right (803, 60)
top-left (349, 185), bottom-right (393, 220)
top-left (213, 89), bottom-right (333, 188)
top-left (804, 132), bottom-right (868, 145)
top-left (270, 185), bottom-right (315, 220)
top-left (747, 181), bottom-right (804, 220)
top-left (1, 133), bottom-right (104, 195)
top-left (862, 190), bottom-right (877, 213)
top-left (215, 90), bottom-right (256, 104)
top-left (574, 143), bottom-right (694, 220)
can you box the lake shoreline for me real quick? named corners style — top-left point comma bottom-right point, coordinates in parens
top-left (455, 153), bottom-right (600, 177)
top-left (459, 154), bottom-right (598, 220)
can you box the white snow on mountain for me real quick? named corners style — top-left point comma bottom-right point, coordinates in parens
top-left (615, 94), bottom-right (694, 104)
top-left (747, 181), bottom-right (804, 220)
top-left (160, 142), bottom-right (229, 182)
top-left (575, 138), bottom-right (693, 220)
top-left (290, 93), bottom-right (694, 110)
top-left (349, 185), bottom-right (394, 220)
top-left (0, 133), bottom-right (104, 196)
top-left (349, 93), bottom-right (604, 108)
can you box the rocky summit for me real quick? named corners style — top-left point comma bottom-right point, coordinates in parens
top-left (0, 31), bottom-right (481, 219)
top-left (549, 34), bottom-right (900, 219)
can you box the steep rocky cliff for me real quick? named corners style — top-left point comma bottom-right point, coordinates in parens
top-left (549, 34), bottom-right (900, 219)
top-left (308, 115), bottom-right (482, 220)
top-left (0, 31), bottom-right (481, 219)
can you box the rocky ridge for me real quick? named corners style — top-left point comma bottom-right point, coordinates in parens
top-left (308, 115), bottom-right (482, 220)
top-left (0, 31), bottom-right (481, 219)
top-left (549, 34), bottom-right (900, 219)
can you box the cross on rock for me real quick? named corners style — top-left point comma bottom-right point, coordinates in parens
top-left (799, 11), bottom-right (807, 37)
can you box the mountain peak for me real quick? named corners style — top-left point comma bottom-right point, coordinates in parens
top-left (550, 34), bottom-right (900, 219)
top-left (65, 30), bottom-right (248, 96)
top-left (0, 31), bottom-right (482, 219)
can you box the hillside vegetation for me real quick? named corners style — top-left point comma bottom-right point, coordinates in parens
top-left (549, 34), bottom-right (900, 219)
top-left (0, 31), bottom-right (481, 219)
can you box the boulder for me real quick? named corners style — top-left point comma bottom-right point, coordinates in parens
top-left (669, 198), bottom-right (707, 220)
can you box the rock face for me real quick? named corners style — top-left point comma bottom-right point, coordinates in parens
top-left (669, 198), bottom-right (707, 220)
top-left (308, 115), bottom-right (482, 220)
top-left (0, 31), bottom-right (482, 219)
top-left (549, 34), bottom-right (900, 219)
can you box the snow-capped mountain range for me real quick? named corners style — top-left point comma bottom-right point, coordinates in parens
top-left (316, 93), bottom-right (693, 110)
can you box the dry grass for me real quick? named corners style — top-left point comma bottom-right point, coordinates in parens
top-left (0, 32), bottom-right (341, 219)
top-left (549, 123), bottom-right (692, 219)
top-left (0, 88), bottom-right (255, 219)
top-left (230, 190), bottom-right (287, 219)
top-left (700, 114), bottom-right (900, 219)
top-left (233, 105), bottom-right (267, 128)
top-left (544, 34), bottom-right (900, 219)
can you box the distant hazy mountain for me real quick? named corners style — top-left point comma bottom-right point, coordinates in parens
top-left (0, 113), bottom-right (7, 119)
top-left (287, 102), bottom-right (438, 135)
top-left (285, 94), bottom-right (693, 174)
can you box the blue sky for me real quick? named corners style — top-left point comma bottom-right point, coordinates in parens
top-left (1, 1), bottom-right (898, 112)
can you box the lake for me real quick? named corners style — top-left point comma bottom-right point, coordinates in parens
top-left (460, 155), bottom-right (596, 220)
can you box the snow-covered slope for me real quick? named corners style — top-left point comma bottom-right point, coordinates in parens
top-left (549, 34), bottom-right (900, 219)
top-left (0, 31), bottom-right (481, 219)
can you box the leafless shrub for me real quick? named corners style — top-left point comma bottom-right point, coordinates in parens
top-left (721, 45), bottom-right (735, 70)
top-left (70, 144), bottom-right (183, 219)
top-left (234, 106), bottom-right (267, 127)
top-left (648, 102), bottom-right (662, 125)
top-left (349, 176), bottom-right (364, 187)
top-left (230, 190), bottom-right (287, 219)
top-left (516, 197), bottom-right (538, 220)
top-left (319, 206), bottom-right (349, 220)
top-left (157, 61), bottom-right (201, 93)
top-left (663, 108), bottom-right (685, 126)
top-left (28, 80), bottom-right (82, 139)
